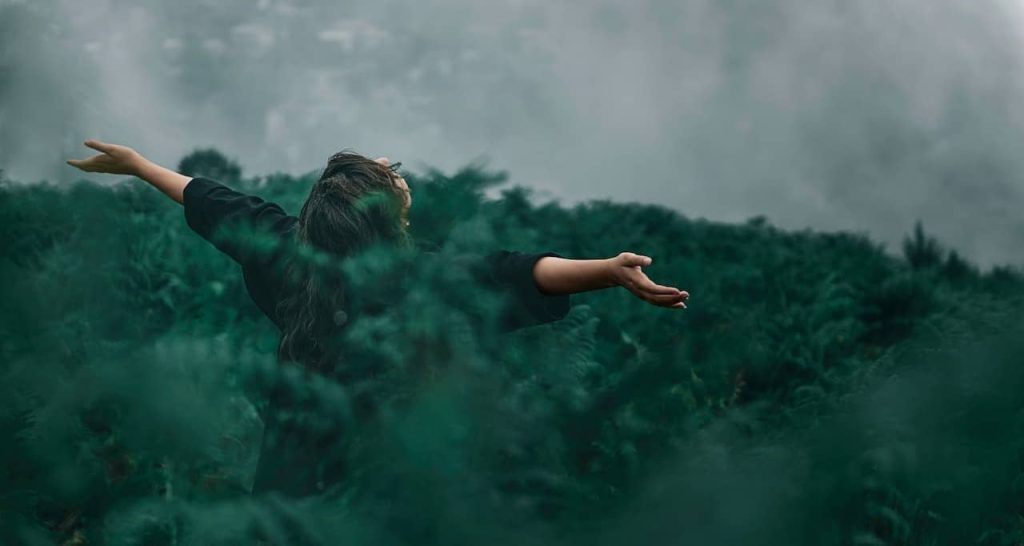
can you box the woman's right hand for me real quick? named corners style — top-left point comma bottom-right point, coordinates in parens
top-left (66, 139), bottom-right (145, 176)
top-left (608, 252), bottom-right (689, 309)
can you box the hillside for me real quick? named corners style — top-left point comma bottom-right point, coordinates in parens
top-left (1, 151), bottom-right (1023, 545)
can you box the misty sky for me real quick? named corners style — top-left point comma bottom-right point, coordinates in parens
top-left (3, 0), bottom-right (1024, 267)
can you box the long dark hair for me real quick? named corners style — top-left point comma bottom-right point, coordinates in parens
top-left (275, 151), bottom-right (410, 371)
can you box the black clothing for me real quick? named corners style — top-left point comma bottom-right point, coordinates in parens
top-left (181, 176), bottom-right (571, 497)
top-left (182, 176), bottom-right (570, 333)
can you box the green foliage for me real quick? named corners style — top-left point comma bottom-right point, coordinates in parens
top-left (177, 149), bottom-right (243, 185)
top-left (1, 153), bottom-right (1023, 545)
top-left (902, 221), bottom-right (943, 271)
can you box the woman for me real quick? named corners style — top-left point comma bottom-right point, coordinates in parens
top-left (66, 139), bottom-right (690, 497)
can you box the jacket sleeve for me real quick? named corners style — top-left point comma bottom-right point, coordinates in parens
top-left (475, 250), bottom-right (571, 331)
top-left (182, 177), bottom-right (297, 268)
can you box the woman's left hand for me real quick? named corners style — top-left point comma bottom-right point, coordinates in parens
top-left (608, 252), bottom-right (689, 309)
top-left (66, 139), bottom-right (144, 175)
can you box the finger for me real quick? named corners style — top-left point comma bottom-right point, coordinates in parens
top-left (632, 289), bottom-right (684, 305)
top-left (67, 152), bottom-right (103, 163)
top-left (671, 301), bottom-right (686, 309)
top-left (84, 139), bottom-right (114, 154)
top-left (621, 253), bottom-right (652, 267)
top-left (66, 158), bottom-right (94, 171)
top-left (635, 276), bottom-right (681, 295)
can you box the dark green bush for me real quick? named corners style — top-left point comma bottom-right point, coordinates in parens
top-left (2, 153), bottom-right (1023, 545)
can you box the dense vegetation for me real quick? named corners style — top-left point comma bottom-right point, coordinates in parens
top-left (2, 151), bottom-right (1023, 545)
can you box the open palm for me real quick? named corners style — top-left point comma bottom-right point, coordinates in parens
top-left (66, 139), bottom-right (141, 175)
top-left (611, 252), bottom-right (689, 309)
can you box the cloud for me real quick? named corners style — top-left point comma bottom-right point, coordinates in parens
top-left (3, 0), bottom-right (1024, 266)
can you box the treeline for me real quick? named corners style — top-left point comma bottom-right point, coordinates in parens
top-left (1, 151), bottom-right (1023, 545)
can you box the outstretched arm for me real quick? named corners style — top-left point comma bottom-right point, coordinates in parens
top-left (67, 139), bottom-right (191, 204)
top-left (67, 139), bottom-right (296, 269)
top-left (534, 252), bottom-right (689, 309)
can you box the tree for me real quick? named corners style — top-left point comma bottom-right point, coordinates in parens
top-left (177, 148), bottom-right (242, 184)
top-left (902, 221), bottom-right (942, 270)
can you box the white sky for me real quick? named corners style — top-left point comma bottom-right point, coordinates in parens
top-left (3, 0), bottom-right (1024, 267)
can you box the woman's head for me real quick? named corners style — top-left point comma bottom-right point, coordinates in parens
top-left (297, 151), bottom-right (412, 256)
top-left (277, 150), bottom-right (413, 370)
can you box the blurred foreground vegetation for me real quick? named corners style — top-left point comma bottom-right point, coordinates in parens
top-left (2, 151), bottom-right (1024, 545)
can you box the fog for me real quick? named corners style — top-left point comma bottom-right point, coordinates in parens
top-left (3, 0), bottom-right (1024, 266)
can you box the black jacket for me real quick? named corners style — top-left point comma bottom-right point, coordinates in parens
top-left (182, 176), bottom-right (570, 333)
top-left (181, 176), bottom-right (571, 497)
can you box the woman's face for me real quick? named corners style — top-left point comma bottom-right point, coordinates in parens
top-left (374, 157), bottom-right (411, 214)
